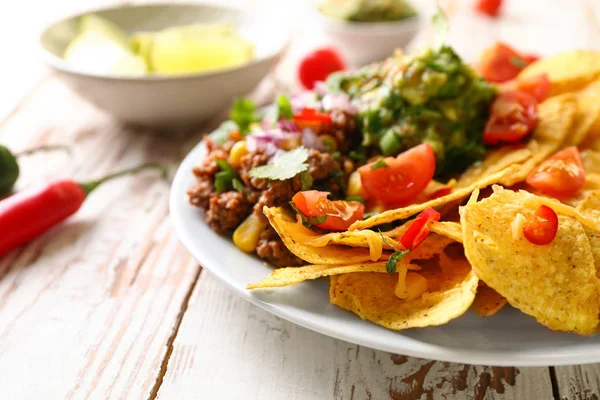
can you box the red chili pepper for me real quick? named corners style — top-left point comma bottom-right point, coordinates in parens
top-left (0, 163), bottom-right (165, 257)
top-left (293, 108), bottom-right (332, 131)
top-left (429, 187), bottom-right (453, 200)
top-left (400, 208), bottom-right (441, 250)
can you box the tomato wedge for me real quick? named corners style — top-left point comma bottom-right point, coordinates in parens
top-left (292, 190), bottom-right (364, 231)
top-left (358, 143), bottom-right (436, 205)
top-left (526, 146), bottom-right (586, 197)
top-left (502, 74), bottom-right (550, 103)
top-left (400, 208), bottom-right (441, 250)
top-left (477, 42), bottom-right (539, 83)
top-left (475, 0), bottom-right (502, 17)
top-left (523, 205), bottom-right (559, 246)
top-left (483, 91), bottom-right (538, 145)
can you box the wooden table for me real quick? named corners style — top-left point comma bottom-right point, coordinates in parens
top-left (1, 0), bottom-right (600, 398)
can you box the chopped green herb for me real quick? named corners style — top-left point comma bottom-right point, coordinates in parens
top-left (232, 178), bottom-right (245, 193)
top-left (230, 98), bottom-right (260, 135)
top-left (432, 5), bottom-right (449, 49)
top-left (210, 120), bottom-right (239, 145)
top-left (249, 147), bottom-right (310, 181)
top-left (371, 157), bottom-right (388, 170)
top-left (300, 170), bottom-right (313, 191)
top-left (331, 151), bottom-right (342, 160)
top-left (378, 230), bottom-right (410, 274)
top-left (275, 95), bottom-right (293, 121)
top-left (322, 136), bottom-right (337, 152)
top-left (348, 150), bottom-right (367, 164)
top-left (290, 202), bottom-right (328, 228)
top-left (214, 159), bottom-right (237, 192)
top-left (346, 195), bottom-right (364, 203)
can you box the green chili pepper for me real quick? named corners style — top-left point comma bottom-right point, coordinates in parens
top-left (0, 144), bottom-right (70, 195)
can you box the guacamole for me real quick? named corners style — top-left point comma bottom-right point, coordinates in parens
top-left (320, 0), bottom-right (417, 23)
top-left (329, 46), bottom-right (496, 178)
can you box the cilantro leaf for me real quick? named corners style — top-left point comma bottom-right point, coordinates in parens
top-left (249, 147), bottom-right (309, 181)
top-left (232, 178), bottom-right (245, 193)
top-left (378, 230), bottom-right (410, 275)
top-left (214, 159), bottom-right (236, 192)
top-left (230, 98), bottom-right (260, 135)
top-left (300, 170), bottom-right (313, 191)
top-left (290, 202), bottom-right (327, 228)
top-left (371, 157), bottom-right (388, 170)
top-left (275, 95), bottom-right (293, 121)
top-left (432, 5), bottom-right (449, 49)
top-left (346, 195), bottom-right (364, 203)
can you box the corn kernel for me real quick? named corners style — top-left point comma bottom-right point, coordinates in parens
top-left (229, 140), bottom-right (249, 168)
top-left (233, 213), bottom-right (267, 253)
top-left (347, 171), bottom-right (365, 198)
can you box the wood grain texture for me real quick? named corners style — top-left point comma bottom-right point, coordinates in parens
top-left (157, 273), bottom-right (554, 400)
top-left (554, 365), bottom-right (600, 400)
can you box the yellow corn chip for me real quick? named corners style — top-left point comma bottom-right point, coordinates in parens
top-left (457, 146), bottom-right (532, 188)
top-left (348, 165), bottom-right (519, 231)
top-left (577, 191), bottom-right (600, 275)
top-left (473, 284), bottom-right (507, 317)
top-left (429, 221), bottom-right (463, 243)
top-left (329, 254), bottom-right (478, 330)
top-left (247, 262), bottom-right (421, 289)
top-left (563, 90), bottom-right (600, 147)
top-left (582, 150), bottom-right (600, 174)
top-left (461, 188), bottom-right (600, 334)
top-left (519, 50), bottom-right (600, 96)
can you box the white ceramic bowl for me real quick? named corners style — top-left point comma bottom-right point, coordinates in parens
top-left (39, 3), bottom-right (289, 128)
top-left (314, 10), bottom-right (422, 67)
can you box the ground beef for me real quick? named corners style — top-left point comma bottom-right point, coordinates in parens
top-left (187, 180), bottom-right (214, 211)
top-left (323, 110), bottom-right (358, 153)
top-left (239, 152), bottom-right (270, 190)
top-left (253, 178), bottom-right (302, 222)
top-left (256, 225), bottom-right (304, 267)
top-left (205, 191), bottom-right (251, 235)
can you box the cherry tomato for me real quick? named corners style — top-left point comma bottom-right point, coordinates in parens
top-left (358, 144), bottom-right (436, 205)
top-left (477, 42), bottom-right (539, 83)
top-left (483, 91), bottom-right (538, 145)
top-left (502, 74), bottom-right (550, 103)
top-left (526, 147), bottom-right (586, 197)
top-left (292, 190), bottom-right (364, 231)
top-left (523, 205), bottom-right (559, 246)
top-left (400, 208), bottom-right (441, 250)
top-left (475, 0), bottom-right (502, 17)
top-left (298, 48), bottom-right (346, 90)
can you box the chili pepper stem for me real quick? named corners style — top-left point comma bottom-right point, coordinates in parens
top-left (80, 163), bottom-right (168, 195)
top-left (15, 144), bottom-right (72, 158)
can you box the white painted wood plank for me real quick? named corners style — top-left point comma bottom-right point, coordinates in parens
top-left (554, 365), bottom-right (600, 400)
top-left (157, 273), bottom-right (554, 400)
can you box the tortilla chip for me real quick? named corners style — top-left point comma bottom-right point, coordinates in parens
top-left (519, 50), bottom-right (600, 96)
top-left (247, 262), bottom-right (421, 289)
top-left (304, 224), bottom-right (407, 250)
top-left (498, 94), bottom-right (578, 186)
top-left (581, 134), bottom-right (600, 152)
top-left (582, 150), bottom-right (600, 174)
top-left (264, 207), bottom-right (383, 264)
top-left (461, 188), bottom-right (600, 334)
top-left (429, 221), bottom-right (463, 243)
top-left (348, 165), bottom-right (520, 231)
top-left (577, 191), bottom-right (600, 275)
top-left (473, 284), bottom-right (507, 317)
top-left (329, 253), bottom-right (478, 330)
top-left (457, 146), bottom-right (532, 188)
top-left (563, 91), bottom-right (600, 147)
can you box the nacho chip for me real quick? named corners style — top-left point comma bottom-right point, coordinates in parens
top-left (473, 284), bottom-right (507, 317)
top-left (519, 50), bottom-right (600, 96)
top-left (563, 90), bottom-right (600, 147)
top-left (581, 134), bottom-right (600, 152)
top-left (429, 221), bottom-right (463, 243)
top-left (348, 165), bottom-right (519, 231)
top-left (582, 150), bottom-right (600, 174)
top-left (577, 191), bottom-right (600, 275)
top-left (264, 207), bottom-right (383, 264)
top-left (329, 254), bottom-right (478, 330)
top-left (461, 188), bottom-right (600, 334)
top-left (247, 262), bottom-right (421, 289)
top-left (457, 146), bottom-right (532, 188)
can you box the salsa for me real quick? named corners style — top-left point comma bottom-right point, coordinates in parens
top-left (330, 46), bottom-right (496, 178)
top-left (320, 0), bottom-right (417, 23)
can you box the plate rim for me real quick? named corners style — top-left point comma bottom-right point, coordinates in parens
top-left (170, 138), bottom-right (600, 367)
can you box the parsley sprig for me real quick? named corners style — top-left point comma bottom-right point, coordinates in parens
top-left (378, 230), bottom-right (410, 275)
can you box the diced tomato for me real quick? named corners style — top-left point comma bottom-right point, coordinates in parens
top-left (526, 147), bottom-right (586, 197)
top-left (475, 0), bottom-right (502, 17)
top-left (293, 108), bottom-right (332, 131)
top-left (429, 187), bottom-right (453, 200)
top-left (477, 42), bottom-right (540, 83)
top-left (292, 190), bottom-right (364, 231)
top-left (523, 205), bottom-right (559, 245)
top-left (358, 144), bottom-right (436, 205)
top-left (523, 54), bottom-right (540, 64)
top-left (298, 48), bottom-right (346, 90)
top-left (400, 208), bottom-right (441, 249)
top-left (483, 91), bottom-right (538, 145)
top-left (502, 74), bottom-right (550, 103)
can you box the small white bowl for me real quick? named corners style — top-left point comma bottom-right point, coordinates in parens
top-left (39, 3), bottom-right (289, 128)
top-left (315, 11), bottom-right (422, 67)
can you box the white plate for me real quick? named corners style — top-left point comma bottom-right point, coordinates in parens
top-left (170, 140), bottom-right (600, 367)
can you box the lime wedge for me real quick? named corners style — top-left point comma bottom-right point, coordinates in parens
top-left (130, 33), bottom-right (154, 70)
top-left (64, 31), bottom-right (147, 75)
top-left (78, 14), bottom-right (131, 49)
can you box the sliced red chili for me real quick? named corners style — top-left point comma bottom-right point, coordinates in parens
top-left (400, 208), bottom-right (441, 250)
top-left (293, 108), bottom-right (332, 131)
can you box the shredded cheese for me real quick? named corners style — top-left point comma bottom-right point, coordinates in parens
top-left (511, 213), bottom-right (526, 241)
